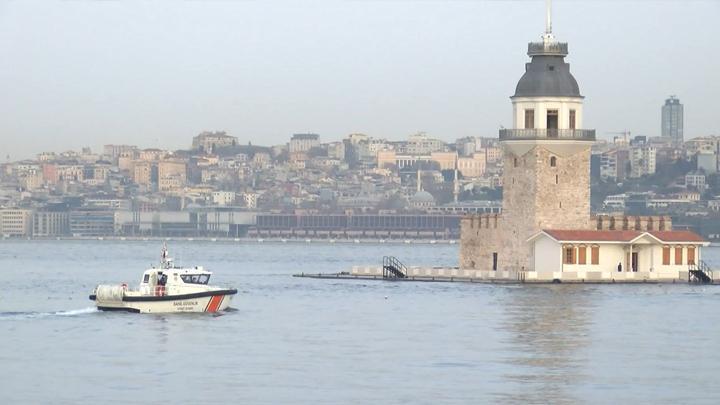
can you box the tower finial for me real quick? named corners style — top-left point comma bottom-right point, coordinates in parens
top-left (543, 0), bottom-right (554, 44)
top-left (546, 0), bottom-right (552, 35)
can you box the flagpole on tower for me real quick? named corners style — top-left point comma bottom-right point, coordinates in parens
top-left (546, 0), bottom-right (552, 35)
top-left (543, 0), bottom-right (555, 45)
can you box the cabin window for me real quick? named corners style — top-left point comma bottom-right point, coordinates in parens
top-left (524, 109), bottom-right (535, 129)
top-left (688, 246), bottom-right (696, 265)
top-left (550, 156), bottom-right (557, 167)
top-left (675, 247), bottom-right (683, 265)
top-left (143, 274), bottom-right (150, 283)
top-left (180, 274), bottom-right (210, 285)
top-left (662, 246), bottom-right (671, 265)
top-left (578, 246), bottom-right (587, 265)
top-left (591, 245), bottom-right (600, 265)
top-left (564, 246), bottom-right (575, 265)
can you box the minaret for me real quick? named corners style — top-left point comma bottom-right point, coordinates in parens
top-left (499, 0), bottom-right (596, 270)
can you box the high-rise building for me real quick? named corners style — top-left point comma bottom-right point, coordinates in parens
top-left (661, 96), bottom-right (684, 143)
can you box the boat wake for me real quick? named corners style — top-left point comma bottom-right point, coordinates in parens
top-left (0, 307), bottom-right (98, 320)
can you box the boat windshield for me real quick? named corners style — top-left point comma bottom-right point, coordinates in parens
top-left (180, 274), bottom-right (210, 285)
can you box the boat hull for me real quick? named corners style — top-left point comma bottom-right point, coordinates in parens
top-left (90, 289), bottom-right (237, 314)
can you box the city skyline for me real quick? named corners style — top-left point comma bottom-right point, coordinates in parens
top-left (1, 0), bottom-right (719, 160)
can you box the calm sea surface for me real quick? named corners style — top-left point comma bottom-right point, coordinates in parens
top-left (1, 240), bottom-right (720, 404)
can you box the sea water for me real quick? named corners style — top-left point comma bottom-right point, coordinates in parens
top-left (1, 240), bottom-right (719, 404)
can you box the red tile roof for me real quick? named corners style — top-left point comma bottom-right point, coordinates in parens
top-left (648, 230), bottom-right (706, 243)
top-left (542, 230), bottom-right (641, 242)
top-left (541, 229), bottom-right (706, 243)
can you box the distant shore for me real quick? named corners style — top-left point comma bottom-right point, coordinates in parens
top-left (0, 236), bottom-right (459, 245)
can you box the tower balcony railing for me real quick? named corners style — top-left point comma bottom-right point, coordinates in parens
top-left (527, 42), bottom-right (568, 56)
top-left (499, 128), bottom-right (596, 141)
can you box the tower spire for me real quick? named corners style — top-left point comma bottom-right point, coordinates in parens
top-left (546, 0), bottom-right (552, 35)
top-left (543, 0), bottom-right (555, 44)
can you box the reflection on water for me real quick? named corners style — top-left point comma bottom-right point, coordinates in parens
top-left (494, 286), bottom-right (595, 404)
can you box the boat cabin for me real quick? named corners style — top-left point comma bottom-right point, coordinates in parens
top-left (139, 266), bottom-right (214, 296)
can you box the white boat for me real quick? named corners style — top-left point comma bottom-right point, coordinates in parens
top-left (89, 245), bottom-right (237, 314)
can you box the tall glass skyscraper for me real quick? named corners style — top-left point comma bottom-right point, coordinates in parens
top-left (662, 96), bottom-right (684, 143)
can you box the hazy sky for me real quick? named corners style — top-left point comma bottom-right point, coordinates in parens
top-left (1, 0), bottom-right (718, 160)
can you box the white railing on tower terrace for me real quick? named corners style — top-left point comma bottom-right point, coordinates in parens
top-left (499, 128), bottom-right (595, 141)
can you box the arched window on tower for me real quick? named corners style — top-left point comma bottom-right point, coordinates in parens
top-left (550, 156), bottom-right (557, 167)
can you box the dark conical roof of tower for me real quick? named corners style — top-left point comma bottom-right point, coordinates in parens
top-left (513, 42), bottom-right (582, 98)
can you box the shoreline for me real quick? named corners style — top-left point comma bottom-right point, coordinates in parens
top-left (0, 236), bottom-right (459, 245)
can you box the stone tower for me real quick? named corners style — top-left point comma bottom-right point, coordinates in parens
top-left (459, 0), bottom-right (596, 271)
top-left (499, 2), bottom-right (595, 270)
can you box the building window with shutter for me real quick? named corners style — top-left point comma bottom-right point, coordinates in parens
top-left (662, 246), bottom-right (671, 265)
top-left (674, 246), bottom-right (683, 265)
top-left (591, 245), bottom-right (600, 265)
top-left (525, 109), bottom-right (535, 129)
top-left (578, 246), bottom-right (587, 265)
top-left (688, 246), bottom-right (696, 265)
top-left (564, 246), bottom-right (575, 265)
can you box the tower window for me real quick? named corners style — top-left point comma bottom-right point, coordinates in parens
top-left (550, 156), bottom-right (557, 167)
top-left (547, 110), bottom-right (559, 131)
top-left (556, 174), bottom-right (559, 184)
top-left (524, 109), bottom-right (535, 129)
top-left (569, 109), bottom-right (577, 129)
top-left (514, 157), bottom-right (518, 167)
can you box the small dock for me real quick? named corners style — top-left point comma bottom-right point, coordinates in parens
top-left (293, 256), bottom-right (719, 285)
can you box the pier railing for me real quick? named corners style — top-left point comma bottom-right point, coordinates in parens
top-left (383, 256), bottom-right (408, 279)
top-left (688, 260), bottom-right (713, 284)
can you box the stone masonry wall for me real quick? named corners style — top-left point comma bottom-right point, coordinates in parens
top-left (500, 143), bottom-right (592, 271)
top-left (459, 214), bottom-right (503, 270)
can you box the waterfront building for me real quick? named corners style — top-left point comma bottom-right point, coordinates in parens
top-left (661, 96), bottom-right (684, 143)
top-left (70, 210), bottom-right (115, 236)
top-left (460, 2), bottom-right (706, 274)
top-left (528, 230), bottom-right (708, 275)
top-left (0, 209), bottom-right (33, 237)
top-left (33, 210), bottom-right (70, 237)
